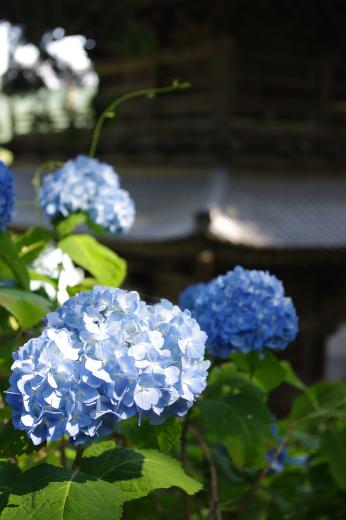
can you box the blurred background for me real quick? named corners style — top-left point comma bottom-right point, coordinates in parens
top-left (1, 0), bottom-right (346, 389)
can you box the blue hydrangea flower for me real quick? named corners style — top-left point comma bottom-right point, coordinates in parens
top-left (267, 448), bottom-right (307, 473)
top-left (39, 155), bottom-right (135, 234)
top-left (6, 287), bottom-right (209, 445)
top-left (0, 161), bottom-right (15, 231)
top-left (179, 266), bottom-right (298, 358)
top-left (267, 423), bottom-right (308, 473)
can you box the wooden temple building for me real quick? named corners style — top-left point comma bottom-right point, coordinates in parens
top-left (8, 1), bottom-right (346, 384)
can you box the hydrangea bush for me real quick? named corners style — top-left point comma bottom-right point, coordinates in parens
top-left (0, 84), bottom-right (345, 519)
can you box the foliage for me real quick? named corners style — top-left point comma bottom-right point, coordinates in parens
top-left (0, 83), bottom-right (345, 519)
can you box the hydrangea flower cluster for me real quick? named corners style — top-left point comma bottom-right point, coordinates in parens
top-left (179, 266), bottom-right (298, 358)
top-left (6, 286), bottom-right (209, 445)
top-left (30, 243), bottom-right (84, 304)
top-left (39, 155), bottom-right (135, 234)
top-left (0, 161), bottom-right (15, 231)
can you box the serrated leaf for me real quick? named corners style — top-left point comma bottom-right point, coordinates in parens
top-left (81, 447), bottom-right (202, 502)
top-left (0, 288), bottom-right (51, 329)
top-left (1, 464), bottom-right (122, 519)
top-left (156, 418), bottom-right (182, 453)
top-left (56, 213), bottom-right (87, 238)
top-left (0, 421), bottom-right (42, 459)
top-left (81, 447), bottom-right (143, 483)
top-left (14, 227), bottom-right (53, 264)
top-left (0, 233), bottom-right (29, 290)
top-left (200, 392), bottom-right (272, 468)
top-left (59, 234), bottom-right (126, 287)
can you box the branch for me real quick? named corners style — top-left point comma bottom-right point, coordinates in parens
top-left (181, 409), bottom-right (192, 520)
top-left (190, 425), bottom-right (222, 520)
top-left (88, 80), bottom-right (191, 158)
top-left (59, 437), bottom-right (67, 468)
top-left (237, 421), bottom-right (297, 515)
top-left (72, 445), bottom-right (85, 469)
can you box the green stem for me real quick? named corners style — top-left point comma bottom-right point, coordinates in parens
top-left (181, 409), bottom-right (192, 520)
top-left (32, 160), bottom-right (64, 217)
top-left (88, 80), bottom-right (191, 158)
top-left (59, 437), bottom-right (67, 468)
top-left (72, 445), bottom-right (85, 469)
top-left (237, 421), bottom-right (297, 515)
top-left (190, 425), bottom-right (222, 520)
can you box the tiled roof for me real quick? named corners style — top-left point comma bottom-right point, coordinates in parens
top-left (13, 164), bottom-right (346, 250)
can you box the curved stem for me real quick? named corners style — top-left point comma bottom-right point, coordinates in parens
top-left (88, 80), bottom-right (191, 158)
top-left (237, 421), bottom-right (297, 515)
top-left (181, 409), bottom-right (192, 520)
top-left (190, 425), bottom-right (222, 520)
top-left (32, 160), bottom-right (64, 217)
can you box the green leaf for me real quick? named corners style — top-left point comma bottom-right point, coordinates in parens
top-left (206, 363), bottom-right (264, 401)
top-left (28, 270), bottom-right (57, 289)
top-left (81, 446), bottom-right (143, 482)
top-left (81, 447), bottom-right (202, 502)
top-left (119, 418), bottom-right (158, 449)
top-left (2, 464), bottom-right (122, 519)
top-left (156, 418), bottom-right (182, 453)
top-left (56, 213), bottom-right (87, 238)
top-left (253, 352), bottom-right (287, 392)
top-left (14, 227), bottom-right (53, 264)
top-left (322, 428), bottom-right (346, 489)
top-left (59, 234), bottom-right (126, 287)
top-left (199, 391), bottom-right (272, 468)
top-left (232, 353), bottom-right (306, 393)
top-left (0, 258), bottom-right (14, 282)
top-left (290, 382), bottom-right (346, 420)
top-left (0, 462), bottom-right (21, 513)
top-left (253, 354), bottom-right (305, 393)
top-left (0, 288), bottom-right (51, 329)
top-left (0, 233), bottom-right (29, 290)
top-left (279, 361), bottom-right (306, 391)
top-left (0, 421), bottom-right (42, 459)
top-left (84, 441), bottom-right (116, 458)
